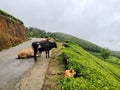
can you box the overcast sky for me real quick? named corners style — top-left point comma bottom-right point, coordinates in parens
top-left (0, 0), bottom-right (120, 51)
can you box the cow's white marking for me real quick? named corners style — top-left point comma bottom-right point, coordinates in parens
top-left (38, 45), bottom-right (41, 48)
top-left (36, 42), bottom-right (41, 49)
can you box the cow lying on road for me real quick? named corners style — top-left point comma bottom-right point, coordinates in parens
top-left (18, 48), bottom-right (40, 59)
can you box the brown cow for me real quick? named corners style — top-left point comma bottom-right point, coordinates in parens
top-left (65, 69), bottom-right (75, 77)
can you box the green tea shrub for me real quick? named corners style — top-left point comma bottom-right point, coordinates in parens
top-left (60, 41), bottom-right (120, 89)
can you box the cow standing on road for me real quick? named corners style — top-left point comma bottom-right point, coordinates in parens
top-left (32, 39), bottom-right (57, 62)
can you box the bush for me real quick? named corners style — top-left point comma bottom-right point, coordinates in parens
top-left (101, 48), bottom-right (110, 60)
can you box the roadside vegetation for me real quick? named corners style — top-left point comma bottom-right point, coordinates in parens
top-left (59, 41), bottom-right (120, 89)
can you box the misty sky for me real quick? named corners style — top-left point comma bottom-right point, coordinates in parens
top-left (0, 0), bottom-right (120, 51)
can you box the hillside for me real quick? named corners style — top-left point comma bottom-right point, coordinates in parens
top-left (60, 41), bottom-right (120, 89)
top-left (0, 10), bottom-right (27, 50)
top-left (52, 32), bottom-right (102, 52)
top-left (52, 32), bottom-right (120, 58)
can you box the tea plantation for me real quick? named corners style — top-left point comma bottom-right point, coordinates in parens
top-left (60, 41), bottom-right (120, 90)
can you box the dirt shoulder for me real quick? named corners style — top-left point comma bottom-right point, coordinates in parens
top-left (41, 42), bottom-right (65, 90)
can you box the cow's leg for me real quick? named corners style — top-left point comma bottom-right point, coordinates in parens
top-left (46, 50), bottom-right (49, 58)
top-left (46, 51), bottom-right (47, 58)
top-left (38, 50), bottom-right (42, 57)
top-left (34, 50), bottom-right (37, 62)
top-left (48, 50), bottom-right (50, 58)
top-left (45, 51), bottom-right (48, 58)
top-left (33, 47), bottom-right (37, 62)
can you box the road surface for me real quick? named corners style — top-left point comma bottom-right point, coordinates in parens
top-left (0, 38), bottom-right (50, 90)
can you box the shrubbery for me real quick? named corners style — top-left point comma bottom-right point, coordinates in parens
top-left (60, 41), bottom-right (120, 89)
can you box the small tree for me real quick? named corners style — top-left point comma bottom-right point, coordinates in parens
top-left (101, 48), bottom-right (110, 60)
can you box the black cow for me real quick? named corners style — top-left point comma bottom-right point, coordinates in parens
top-left (32, 41), bottom-right (57, 62)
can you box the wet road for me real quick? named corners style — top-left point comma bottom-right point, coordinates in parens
top-left (0, 38), bottom-right (41, 90)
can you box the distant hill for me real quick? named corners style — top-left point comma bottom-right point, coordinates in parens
top-left (51, 32), bottom-right (120, 58)
top-left (52, 32), bottom-right (102, 52)
top-left (0, 10), bottom-right (27, 50)
top-left (110, 50), bottom-right (120, 58)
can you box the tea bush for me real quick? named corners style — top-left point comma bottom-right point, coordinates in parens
top-left (60, 41), bottom-right (120, 89)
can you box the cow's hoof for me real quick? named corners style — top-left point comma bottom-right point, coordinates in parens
top-left (34, 59), bottom-right (37, 62)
